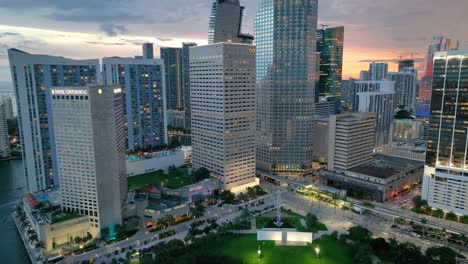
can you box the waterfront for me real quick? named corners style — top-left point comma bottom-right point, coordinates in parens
top-left (0, 159), bottom-right (30, 263)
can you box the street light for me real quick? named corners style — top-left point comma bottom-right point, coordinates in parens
top-left (258, 245), bottom-right (262, 260)
top-left (315, 247), bottom-right (320, 260)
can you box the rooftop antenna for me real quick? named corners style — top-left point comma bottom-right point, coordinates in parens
top-left (320, 24), bottom-right (328, 30)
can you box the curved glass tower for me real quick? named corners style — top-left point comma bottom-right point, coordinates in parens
top-left (255, 0), bottom-right (318, 177)
top-left (208, 0), bottom-right (253, 44)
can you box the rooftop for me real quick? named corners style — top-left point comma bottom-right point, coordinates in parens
top-left (349, 154), bottom-right (423, 179)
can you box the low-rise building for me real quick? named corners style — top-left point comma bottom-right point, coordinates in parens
top-left (319, 154), bottom-right (423, 202)
top-left (126, 149), bottom-right (185, 177)
top-left (21, 192), bottom-right (93, 251)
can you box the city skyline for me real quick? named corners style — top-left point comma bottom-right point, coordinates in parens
top-left (0, 0), bottom-right (467, 85)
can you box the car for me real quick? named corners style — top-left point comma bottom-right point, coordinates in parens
top-left (218, 203), bottom-right (224, 207)
top-left (423, 241), bottom-right (431, 245)
top-left (411, 232), bottom-right (421, 238)
top-left (118, 258), bottom-right (125, 263)
top-left (391, 224), bottom-right (397, 228)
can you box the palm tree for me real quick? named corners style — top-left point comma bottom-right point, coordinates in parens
top-left (29, 234), bottom-right (38, 244)
top-left (36, 241), bottom-right (45, 249)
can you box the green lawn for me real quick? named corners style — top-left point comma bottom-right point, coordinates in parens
top-left (220, 234), bottom-right (354, 264)
top-left (128, 168), bottom-right (193, 191)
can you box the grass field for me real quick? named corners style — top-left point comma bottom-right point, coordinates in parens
top-left (127, 168), bottom-right (193, 191)
top-left (220, 234), bottom-right (354, 264)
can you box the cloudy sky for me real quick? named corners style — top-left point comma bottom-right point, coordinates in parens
top-left (0, 0), bottom-right (467, 87)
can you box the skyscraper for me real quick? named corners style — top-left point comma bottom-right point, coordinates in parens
top-left (102, 57), bottom-right (167, 151)
top-left (359, 70), bottom-right (370, 81)
top-left (424, 36), bottom-right (452, 78)
top-left (190, 43), bottom-right (257, 192)
top-left (354, 80), bottom-right (395, 148)
top-left (341, 78), bottom-right (356, 111)
top-left (369, 62), bottom-right (388, 81)
top-left (160, 47), bottom-right (183, 110)
top-left (387, 67), bottom-right (418, 111)
top-left (398, 59), bottom-right (414, 72)
top-left (0, 99), bottom-right (10, 158)
top-left (255, 0), bottom-right (318, 177)
top-left (182, 43), bottom-right (197, 129)
top-left (1, 96), bottom-right (14, 119)
top-left (208, 0), bottom-right (253, 44)
top-left (51, 86), bottom-right (127, 235)
top-left (328, 113), bottom-right (376, 170)
top-left (316, 26), bottom-right (344, 102)
top-left (416, 35), bottom-right (453, 118)
top-left (8, 49), bottom-right (99, 192)
top-left (423, 50), bottom-right (468, 216)
top-left (143, 43), bottom-right (154, 59)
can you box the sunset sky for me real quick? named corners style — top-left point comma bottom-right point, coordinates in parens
top-left (0, 0), bottom-right (467, 86)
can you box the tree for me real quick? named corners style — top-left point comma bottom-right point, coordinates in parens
top-left (74, 236), bottom-right (82, 244)
top-left (426, 246), bottom-right (457, 264)
top-left (421, 218), bottom-right (428, 237)
top-left (353, 243), bottom-right (373, 264)
top-left (238, 208), bottom-right (251, 222)
top-left (139, 254), bottom-right (154, 264)
top-left (347, 226), bottom-right (373, 243)
top-left (167, 239), bottom-right (185, 257)
top-left (391, 242), bottom-right (426, 264)
top-left (115, 224), bottom-right (125, 239)
top-left (237, 192), bottom-right (249, 202)
top-left (305, 213), bottom-right (318, 231)
top-left (86, 232), bottom-right (92, 241)
top-left (100, 227), bottom-right (110, 241)
top-left (220, 190), bottom-right (235, 204)
top-left (36, 241), bottom-right (45, 249)
top-left (246, 187), bottom-right (257, 199)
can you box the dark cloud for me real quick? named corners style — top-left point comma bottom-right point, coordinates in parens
top-left (46, 10), bottom-right (149, 23)
top-left (157, 38), bottom-right (174, 42)
top-left (99, 24), bottom-right (127, 37)
top-left (358, 58), bottom-right (425, 63)
top-left (1, 32), bottom-right (21, 36)
top-left (85, 41), bottom-right (126, 46)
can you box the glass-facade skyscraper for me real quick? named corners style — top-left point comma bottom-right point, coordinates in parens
top-left (423, 50), bottom-right (468, 216)
top-left (316, 26), bottom-right (344, 102)
top-left (182, 43), bottom-right (197, 129)
top-left (160, 47), bottom-right (183, 110)
top-left (102, 57), bottom-right (167, 151)
top-left (208, 0), bottom-right (253, 44)
top-left (8, 49), bottom-right (99, 193)
top-left (255, 0), bottom-right (318, 177)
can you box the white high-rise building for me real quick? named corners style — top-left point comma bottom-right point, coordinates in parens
top-left (354, 80), bottom-right (395, 148)
top-left (423, 50), bottom-right (468, 216)
top-left (8, 49), bottom-right (99, 192)
top-left (51, 86), bottom-right (127, 235)
top-left (387, 67), bottom-right (418, 111)
top-left (0, 99), bottom-right (10, 158)
top-left (190, 43), bottom-right (257, 192)
top-left (369, 62), bottom-right (388, 81)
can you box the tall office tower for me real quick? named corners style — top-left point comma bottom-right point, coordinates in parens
top-left (102, 57), bottom-right (167, 151)
top-left (423, 50), bottom-right (468, 216)
top-left (354, 80), bottom-right (395, 148)
top-left (424, 36), bottom-right (452, 78)
top-left (387, 67), bottom-right (418, 111)
top-left (160, 47), bottom-right (183, 110)
top-left (1, 96), bottom-right (14, 119)
top-left (208, 0), bottom-right (254, 44)
top-left (142, 43), bottom-right (154, 59)
top-left (398, 59), bottom-right (414, 72)
top-left (8, 49), bottom-right (99, 193)
top-left (369, 62), bottom-right (388, 81)
top-left (359, 70), bottom-right (370, 81)
top-left (316, 26), bottom-right (344, 102)
top-left (190, 43), bottom-right (257, 192)
top-left (328, 113), bottom-right (376, 170)
top-left (0, 99), bottom-right (10, 158)
top-left (341, 78), bottom-right (356, 111)
top-left (51, 86), bottom-right (127, 235)
top-left (182, 42), bottom-right (197, 129)
top-left (415, 36), bottom-right (453, 118)
top-left (255, 0), bottom-right (318, 177)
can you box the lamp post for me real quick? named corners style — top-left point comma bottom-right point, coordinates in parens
top-left (258, 245), bottom-right (262, 260)
top-left (315, 246), bottom-right (320, 260)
